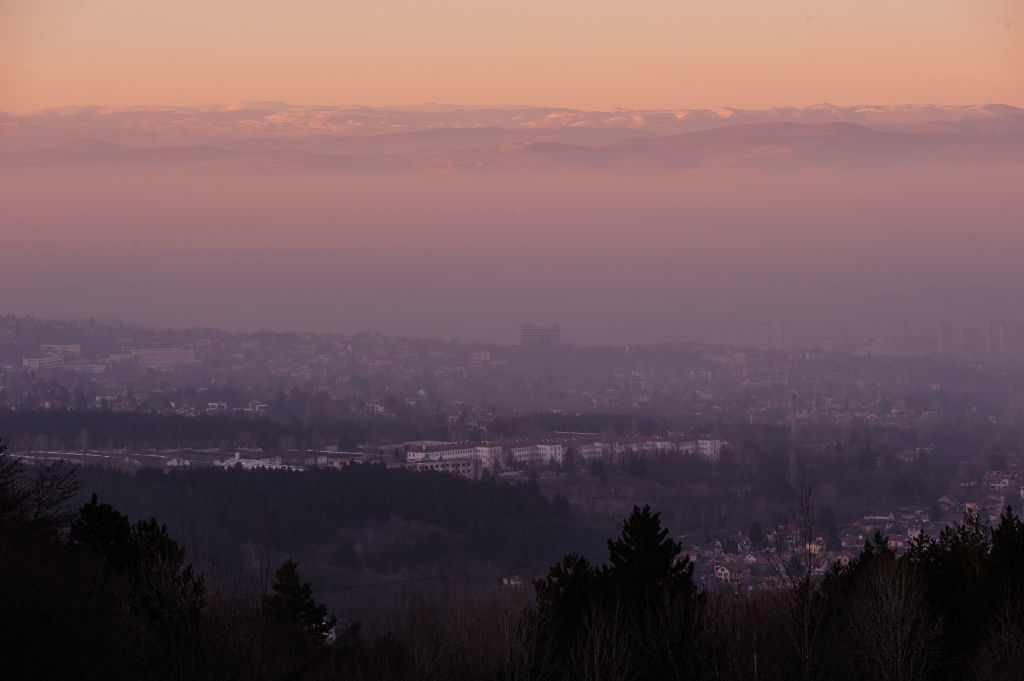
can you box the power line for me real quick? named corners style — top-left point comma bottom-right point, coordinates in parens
top-left (312, 556), bottom-right (606, 594)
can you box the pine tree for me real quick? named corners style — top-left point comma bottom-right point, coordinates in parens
top-left (268, 559), bottom-right (336, 640)
top-left (606, 504), bottom-right (693, 603)
top-left (70, 493), bottom-right (132, 566)
top-left (605, 505), bottom-right (700, 680)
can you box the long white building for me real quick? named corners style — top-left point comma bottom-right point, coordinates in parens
top-left (131, 347), bottom-right (195, 372)
top-left (405, 441), bottom-right (504, 470)
top-left (402, 435), bottom-right (728, 477)
top-left (22, 354), bottom-right (64, 370)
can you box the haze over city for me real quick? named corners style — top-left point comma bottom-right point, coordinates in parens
top-left (2, 101), bottom-right (1023, 348)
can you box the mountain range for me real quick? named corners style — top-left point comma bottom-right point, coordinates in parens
top-left (2, 103), bottom-right (1022, 169)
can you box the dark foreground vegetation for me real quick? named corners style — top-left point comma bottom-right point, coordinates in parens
top-left (69, 463), bottom-right (606, 604)
top-left (2, 440), bottom-right (1023, 681)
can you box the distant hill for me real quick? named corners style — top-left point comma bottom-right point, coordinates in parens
top-left (4, 113), bottom-right (1022, 170)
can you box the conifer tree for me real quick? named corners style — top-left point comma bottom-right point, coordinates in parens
top-left (606, 504), bottom-right (695, 603)
top-left (268, 559), bottom-right (336, 640)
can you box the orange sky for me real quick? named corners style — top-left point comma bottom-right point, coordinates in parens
top-left (1, 0), bottom-right (1021, 112)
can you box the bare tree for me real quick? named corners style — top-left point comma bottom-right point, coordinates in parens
top-left (774, 479), bottom-right (827, 681)
top-left (968, 602), bottom-right (1024, 681)
top-left (0, 447), bottom-right (78, 537)
top-left (251, 512), bottom-right (274, 612)
top-left (696, 587), bottom-right (767, 681)
top-left (500, 604), bottom-right (554, 681)
top-left (846, 559), bottom-right (942, 681)
top-left (570, 596), bottom-right (636, 681)
top-left (390, 590), bottom-right (449, 681)
top-left (444, 586), bottom-right (526, 681)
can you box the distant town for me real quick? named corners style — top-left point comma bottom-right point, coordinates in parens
top-left (3, 313), bottom-right (1024, 592)
top-left (5, 316), bottom-right (1024, 430)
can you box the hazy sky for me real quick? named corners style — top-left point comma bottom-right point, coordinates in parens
top-left (2, 1), bottom-right (1022, 348)
top-left (2, 164), bottom-right (1022, 345)
top-left (2, 0), bottom-right (1021, 112)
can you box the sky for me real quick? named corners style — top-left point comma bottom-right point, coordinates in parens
top-left (1, 0), bottom-right (1021, 112)
top-left (2, 163), bottom-right (1022, 346)
top-left (2, 1), bottom-right (1023, 348)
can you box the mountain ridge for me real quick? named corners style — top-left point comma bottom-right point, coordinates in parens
top-left (3, 113), bottom-right (1023, 170)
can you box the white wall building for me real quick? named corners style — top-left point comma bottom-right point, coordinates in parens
top-left (131, 347), bottom-right (195, 372)
top-left (680, 439), bottom-right (726, 461)
top-left (509, 444), bottom-right (538, 465)
top-left (536, 443), bottom-right (565, 465)
top-left (22, 354), bottom-right (64, 370)
top-left (405, 441), bottom-right (502, 470)
top-left (40, 344), bottom-right (82, 358)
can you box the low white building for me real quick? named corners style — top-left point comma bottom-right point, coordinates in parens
top-left (509, 444), bottom-right (538, 465)
top-left (22, 353), bottom-right (64, 370)
top-left (405, 441), bottom-right (502, 470)
top-left (409, 458), bottom-right (482, 479)
top-left (680, 439), bottom-right (726, 461)
top-left (536, 443), bottom-right (565, 466)
top-left (40, 344), bottom-right (82, 358)
top-left (131, 347), bottom-right (196, 372)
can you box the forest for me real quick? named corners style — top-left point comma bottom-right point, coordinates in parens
top-left (2, 437), bottom-right (1023, 681)
top-left (0, 407), bottom-right (449, 452)
top-left (0, 408), bottom-right (665, 454)
top-left (71, 462), bottom-right (607, 604)
top-left (2, 404), bottom-right (1003, 535)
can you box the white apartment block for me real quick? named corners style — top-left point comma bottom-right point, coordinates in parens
top-left (679, 439), bottom-right (726, 461)
top-left (40, 344), bottom-right (82, 358)
top-left (403, 436), bottom-right (729, 477)
top-left (409, 458), bottom-right (482, 479)
top-left (405, 441), bottom-right (502, 470)
top-left (22, 354), bottom-right (65, 370)
top-left (509, 445), bottom-right (538, 465)
top-left (131, 347), bottom-right (195, 372)
top-left (536, 443), bottom-right (565, 465)
top-left (474, 445), bottom-right (504, 469)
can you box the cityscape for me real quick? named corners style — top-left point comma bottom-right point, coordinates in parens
top-left (4, 313), bottom-right (1023, 594)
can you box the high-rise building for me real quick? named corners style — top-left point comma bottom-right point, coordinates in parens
top-left (515, 323), bottom-right (561, 348)
top-left (760, 322), bottom-right (786, 352)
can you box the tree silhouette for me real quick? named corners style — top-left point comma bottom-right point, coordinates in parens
top-left (749, 520), bottom-right (765, 546)
top-left (533, 505), bottom-right (700, 681)
top-left (268, 559), bottom-right (336, 640)
top-left (70, 493), bottom-right (132, 566)
top-left (605, 505), bottom-right (699, 680)
top-left (606, 504), bottom-right (692, 602)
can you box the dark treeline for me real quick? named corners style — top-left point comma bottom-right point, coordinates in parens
top-left (0, 408), bottom-right (451, 452)
top-left (0, 408), bottom-right (671, 452)
top-left (4, 439), bottom-right (1024, 681)
top-left (503, 504), bottom-right (1024, 681)
top-left (73, 464), bottom-right (605, 593)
